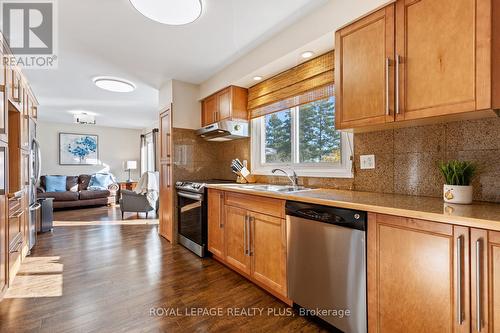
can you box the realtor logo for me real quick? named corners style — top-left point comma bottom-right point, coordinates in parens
top-left (0, 0), bottom-right (58, 68)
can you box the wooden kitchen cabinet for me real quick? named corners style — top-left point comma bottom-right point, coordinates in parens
top-left (224, 205), bottom-right (251, 275)
top-left (202, 94), bottom-right (217, 126)
top-left (201, 86), bottom-right (248, 126)
top-left (208, 190), bottom-right (289, 302)
top-left (207, 189), bottom-right (224, 259)
top-left (395, 0), bottom-right (491, 121)
top-left (489, 231), bottom-right (500, 332)
top-left (368, 213), bottom-right (467, 332)
top-left (368, 212), bottom-right (500, 333)
top-left (217, 88), bottom-right (231, 120)
top-left (335, 5), bottom-right (395, 129)
top-left (250, 211), bottom-right (287, 297)
top-left (336, 0), bottom-right (499, 130)
top-left (158, 106), bottom-right (173, 242)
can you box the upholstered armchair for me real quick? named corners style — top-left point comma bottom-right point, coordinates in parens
top-left (119, 190), bottom-right (158, 219)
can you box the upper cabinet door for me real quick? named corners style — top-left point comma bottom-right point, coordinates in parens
top-left (335, 5), bottom-right (395, 130)
top-left (217, 88), bottom-right (231, 121)
top-left (395, 0), bottom-right (490, 120)
top-left (202, 95), bottom-right (217, 126)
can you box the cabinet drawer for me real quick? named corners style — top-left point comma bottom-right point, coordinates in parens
top-left (8, 208), bottom-right (23, 248)
top-left (224, 192), bottom-right (285, 218)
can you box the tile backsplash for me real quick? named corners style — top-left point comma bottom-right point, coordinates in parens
top-left (352, 117), bottom-right (499, 203)
top-left (172, 128), bottom-right (250, 183)
top-left (172, 117), bottom-right (500, 203)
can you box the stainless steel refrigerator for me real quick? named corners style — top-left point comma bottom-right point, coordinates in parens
top-left (28, 118), bottom-right (41, 250)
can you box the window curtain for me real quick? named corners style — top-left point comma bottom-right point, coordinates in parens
top-left (140, 134), bottom-right (147, 174)
top-left (140, 128), bottom-right (159, 174)
top-left (248, 51), bottom-right (334, 119)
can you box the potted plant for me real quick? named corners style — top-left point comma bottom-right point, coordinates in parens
top-left (438, 160), bottom-right (476, 204)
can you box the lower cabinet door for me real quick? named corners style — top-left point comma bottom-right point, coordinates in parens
top-left (250, 212), bottom-right (286, 297)
top-left (224, 205), bottom-right (251, 275)
top-left (488, 230), bottom-right (500, 333)
top-left (368, 213), bottom-right (468, 333)
top-left (207, 189), bottom-right (224, 258)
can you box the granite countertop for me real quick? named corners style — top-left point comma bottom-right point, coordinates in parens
top-left (206, 184), bottom-right (500, 231)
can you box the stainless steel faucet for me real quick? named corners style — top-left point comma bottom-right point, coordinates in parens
top-left (272, 168), bottom-right (299, 188)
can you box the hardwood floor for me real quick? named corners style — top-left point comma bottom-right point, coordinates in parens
top-left (0, 207), bottom-right (327, 332)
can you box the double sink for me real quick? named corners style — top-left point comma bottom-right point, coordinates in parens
top-left (225, 184), bottom-right (312, 194)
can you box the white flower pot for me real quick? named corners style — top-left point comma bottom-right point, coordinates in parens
top-left (443, 184), bottom-right (473, 204)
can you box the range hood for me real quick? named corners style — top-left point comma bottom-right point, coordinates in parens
top-left (196, 120), bottom-right (249, 141)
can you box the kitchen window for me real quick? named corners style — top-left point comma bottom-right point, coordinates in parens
top-left (251, 96), bottom-right (353, 178)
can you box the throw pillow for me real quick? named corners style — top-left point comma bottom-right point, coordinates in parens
top-left (45, 175), bottom-right (67, 192)
top-left (89, 173), bottom-right (114, 189)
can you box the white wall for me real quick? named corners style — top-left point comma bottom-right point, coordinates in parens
top-left (199, 0), bottom-right (389, 98)
top-left (172, 80), bottom-right (201, 129)
top-left (159, 79), bottom-right (201, 130)
top-left (37, 121), bottom-right (143, 182)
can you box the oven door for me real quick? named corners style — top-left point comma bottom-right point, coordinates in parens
top-left (177, 191), bottom-right (206, 256)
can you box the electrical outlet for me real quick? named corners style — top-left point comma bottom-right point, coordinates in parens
top-left (360, 155), bottom-right (375, 170)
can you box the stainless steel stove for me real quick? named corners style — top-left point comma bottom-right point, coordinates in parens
top-left (175, 180), bottom-right (235, 257)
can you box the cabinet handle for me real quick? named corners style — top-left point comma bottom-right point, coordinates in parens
top-left (476, 239), bottom-right (482, 332)
top-left (385, 57), bottom-right (390, 116)
top-left (244, 215), bottom-right (248, 256)
top-left (219, 194), bottom-right (224, 228)
top-left (249, 217), bottom-right (254, 256)
top-left (246, 215), bottom-right (251, 256)
top-left (395, 54), bottom-right (401, 115)
top-left (9, 209), bottom-right (24, 219)
top-left (457, 235), bottom-right (464, 325)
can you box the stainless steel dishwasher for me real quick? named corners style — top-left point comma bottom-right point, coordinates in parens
top-left (286, 201), bottom-right (367, 333)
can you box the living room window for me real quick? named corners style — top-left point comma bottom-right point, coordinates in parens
top-left (140, 129), bottom-right (158, 173)
top-left (251, 96), bottom-right (353, 178)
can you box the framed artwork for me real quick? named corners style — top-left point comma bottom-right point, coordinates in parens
top-left (59, 133), bottom-right (99, 165)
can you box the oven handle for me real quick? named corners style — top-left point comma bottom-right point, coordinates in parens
top-left (177, 191), bottom-right (203, 201)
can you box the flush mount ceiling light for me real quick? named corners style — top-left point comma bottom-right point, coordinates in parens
top-left (253, 76), bottom-right (263, 81)
top-left (301, 51), bottom-right (315, 59)
top-left (129, 0), bottom-right (202, 25)
top-left (93, 76), bottom-right (136, 93)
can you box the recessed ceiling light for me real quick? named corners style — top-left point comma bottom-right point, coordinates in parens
top-left (253, 76), bottom-right (263, 81)
top-left (129, 0), bottom-right (202, 25)
top-left (301, 51), bottom-right (315, 59)
top-left (93, 76), bottom-right (136, 93)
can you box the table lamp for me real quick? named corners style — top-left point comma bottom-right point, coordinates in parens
top-left (125, 160), bottom-right (137, 182)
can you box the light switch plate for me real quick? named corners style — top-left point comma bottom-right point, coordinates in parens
top-left (360, 155), bottom-right (375, 170)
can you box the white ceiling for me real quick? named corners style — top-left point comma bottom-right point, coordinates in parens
top-left (24, 0), bottom-right (329, 129)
